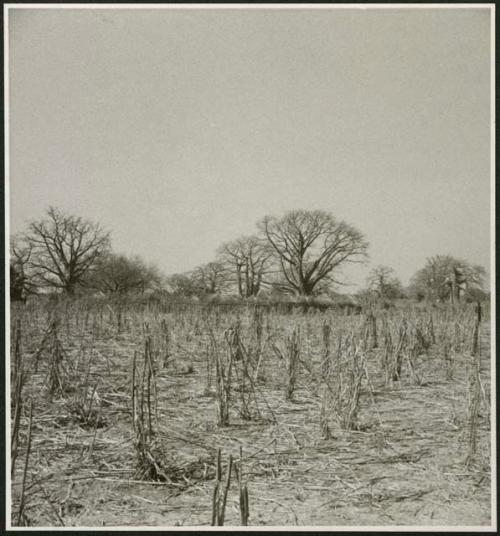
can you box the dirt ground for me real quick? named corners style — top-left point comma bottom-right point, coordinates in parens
top-left (9, 301), bottom-right (493, 528)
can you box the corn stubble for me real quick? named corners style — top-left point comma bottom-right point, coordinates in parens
top-left (320, 335), bottom-right (366, 436)
top-left (9, 297), bottom-right (491, 526)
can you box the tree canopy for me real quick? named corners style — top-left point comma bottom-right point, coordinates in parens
top-left (409, 255), bottom-right (486, 303)
top-left (217, 235), bottom-right (273, 298)
top-left (259, 210), bottom-right (369, 297)
top-left (191, 262), bottom-right (230, 296)
top-left (86, 253), bottom-right (162, 294)
top-left (24, 207), bottom-right (111, 295)
top-left (366, 265), bottom-right (403, 300)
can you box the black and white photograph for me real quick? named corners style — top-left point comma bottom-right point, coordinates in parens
top-left (4, 3), bottom-right (495, 530)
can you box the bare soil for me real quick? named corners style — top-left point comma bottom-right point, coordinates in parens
top-left (9, 300), bottom-right (492, 528)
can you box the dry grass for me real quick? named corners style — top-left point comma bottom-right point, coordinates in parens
top-left (9, 297), bottom-right (492, 527)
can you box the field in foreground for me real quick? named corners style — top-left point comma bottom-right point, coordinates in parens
top-left (9, 298), bottom-right (492, 527)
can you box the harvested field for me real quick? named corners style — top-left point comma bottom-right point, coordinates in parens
top-left (9, 298), bottom-right (492, 528)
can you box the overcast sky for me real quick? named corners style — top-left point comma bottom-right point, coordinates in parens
top-left (7, 6), bottom-right (492, 290)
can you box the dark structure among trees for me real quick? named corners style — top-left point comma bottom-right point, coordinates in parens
top-left (409, 255), bottom-right (486, 303)
top-left (10, 237), bottom-right (35, 301)
top-left (10, 265), bottom-right (26, 302)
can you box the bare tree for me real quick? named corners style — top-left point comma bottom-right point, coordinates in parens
top-left (409, 255), bottom-right (486, 303)
top-left (259, 210), bottom-right (368, 297)
top-left (217, 235), bottom-right (273, 298)
top-left (166, 273), bottom-right (202, 298)
top-left (366, 265), bottom-right (403, 300)
top-left (86, 253), bottom-right (162, 294)
top-left (191, 261), bottom-right (230, 296)
top-left (24, 207), bottom-right (111, 295)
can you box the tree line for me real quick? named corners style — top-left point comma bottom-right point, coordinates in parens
top-left (10, 207), bottom-right (161, 301)
top-left (10, 206), bottom-right (487, 304)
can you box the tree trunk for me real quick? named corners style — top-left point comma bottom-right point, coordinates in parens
top-left (65, 280), bottom-right (76, 296)
top-left (236, 264), bottom-right (243, 298)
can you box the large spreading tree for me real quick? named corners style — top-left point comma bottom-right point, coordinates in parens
top-left (259, 209), bottom-right (369, 297)
top-left (24, 207), bottom-right (111, 295)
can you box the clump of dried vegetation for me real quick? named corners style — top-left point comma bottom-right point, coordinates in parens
top-left (9, 296), bottom-right (491, 527)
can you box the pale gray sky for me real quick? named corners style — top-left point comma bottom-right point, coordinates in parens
top-left (8, 7), bottom-right (492, 289)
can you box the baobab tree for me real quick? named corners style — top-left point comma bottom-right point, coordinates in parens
top-left (24, 207), bottom-right (111, 295)
top-left (410, 255), bottom-right (486, 303)
top-left (366, 265), bottom-right (403, 300)
top-left (259, 210), bottom-right (369, 297)
top-left (217, 235), bottom-right (273, 298)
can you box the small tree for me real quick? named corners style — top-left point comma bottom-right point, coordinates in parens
top-left (87, 253), bottom-right (162, 294)
top-left (192, 262), bottom-right (231, 296)
top-left (24, 207), bottom-right (110, 295)
top-left (259, 210), bottom-right (368, 297)
top-left (218, 235), bottom-right (273, 298)
top-left (166, 273), bottom-right (202, 298)
top-left (366, 265), bottom-right (403, 300)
